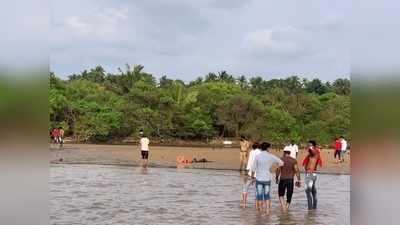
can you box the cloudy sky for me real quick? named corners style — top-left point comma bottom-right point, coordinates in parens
top-left (50, 0), bottom-right (350, 81)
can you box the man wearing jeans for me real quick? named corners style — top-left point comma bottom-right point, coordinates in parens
top-left (302, 140), bottom-right (323, 210)
top-left (250, 142), bottom-right (283, 214)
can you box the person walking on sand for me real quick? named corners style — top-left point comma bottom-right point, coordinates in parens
top-left (139, 131), bottom-right (150, 168)
top-left (241, 142), bottom-right (261, 208)
top-left (239, 136), bottom-right (250, 171)
top-left (250, 142), bottom-right (283, 214)
top-left (340, 136), bottom-right (348, 163)
top-left (334, 137), bottom-right (342, 163)
top-left (275, 149), bottom-right (301, 211)
top-left (303, 140), bottom-right (323, 210)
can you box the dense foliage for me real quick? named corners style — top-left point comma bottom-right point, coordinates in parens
top-left (50, 64), bottom-right (350, 144)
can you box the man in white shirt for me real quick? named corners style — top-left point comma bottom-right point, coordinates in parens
top-left (283, 140), bottom-right (299, 159)
top-left (340, 136), bottom-right (347, 163)
top-left (139, 131), bottom-right (150, 168)
top-left (250, 142), bottom-right (284, 214)
top-left (241, 143), bottom-right (261, 208)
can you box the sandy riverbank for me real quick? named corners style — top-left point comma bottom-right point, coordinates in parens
top-left (50, 144), bottom-right (350, 175)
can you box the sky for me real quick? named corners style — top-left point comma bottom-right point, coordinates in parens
top-left (50, 0), bottom-right (351, 81)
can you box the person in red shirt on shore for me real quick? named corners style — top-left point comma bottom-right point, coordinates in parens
top-left (52, 128), bottom-right (60, 144)
top-left (334, 137), bottom-right (342, 163)
top-left (303, 140), bottom-right (323, 210)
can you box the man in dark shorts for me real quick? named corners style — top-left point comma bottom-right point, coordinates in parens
top-left (139, 132), bottom-right (150, 168)
top-left (276, 149), bottom-right (301, 211)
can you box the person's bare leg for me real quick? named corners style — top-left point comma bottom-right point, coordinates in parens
top-left (260, 201), bottom-right (265, 213)
top-left (239, 159), bottom-right (244, 171)
top-left (241, 193), bottom-right (247, 208)
top-left (266, 200), bottom-right (271, 215)
top-left (142, 159), bottom-right (148, 168)
top-left (279, 197), bottom-right (287, 211)
top-left (257, 200), bottom-right (262, 212)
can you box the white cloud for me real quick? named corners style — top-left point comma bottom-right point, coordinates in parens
top-left (51, 0), bottom-right (350, 81)
top-left (52, 7), bottom-right (130, 46)
top-left (243, 26), bottom-right (309, 57)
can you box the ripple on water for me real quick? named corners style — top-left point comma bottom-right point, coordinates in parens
top-left (50, 165), bottom-right (350, 225)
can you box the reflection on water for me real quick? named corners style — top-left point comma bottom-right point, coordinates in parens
top-left (50, 165), bottom-right (349, 225)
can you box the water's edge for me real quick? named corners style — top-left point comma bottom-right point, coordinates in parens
top-left (50, 161), bottom-right (350, 175)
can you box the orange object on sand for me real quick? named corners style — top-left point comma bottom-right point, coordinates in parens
top-left (185, 157), bottom-right (193, 164)
top-left (176, 155), bottom-right (185, 164)
top-left (176, 155), bottom-right (193, 164)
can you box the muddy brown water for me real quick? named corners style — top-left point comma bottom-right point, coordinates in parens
top-left (50, 164), bottom-right (349, 225)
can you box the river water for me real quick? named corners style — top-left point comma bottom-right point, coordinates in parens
top-left (50, 164), bottom-right (349, 225)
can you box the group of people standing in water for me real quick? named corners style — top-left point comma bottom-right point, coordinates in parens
top-left (240, 137), bottom-right (324, 214)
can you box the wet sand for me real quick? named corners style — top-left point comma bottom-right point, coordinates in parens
top-left (50, 144), bottom-right (350, 174)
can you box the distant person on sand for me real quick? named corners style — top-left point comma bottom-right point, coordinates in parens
top-left (59, 127), bottom-right (64, 147)
top-left (276, 149), bottom-right (301, 211)
top-left (239, 136), bottom-right (250, 171)
top-left (139, 131), bottom-right (150, 168)
top-left (340, 136), bottom-right (348, 163)
top-left (241, 142), bottom-right (260, 208)
top-left (250, 142), bottom-right (283, 214)
top-left (334, 137), bottom-right (342, 163)
top-left (303, 140), bottom-right (323, 210)
top-left (52, 127), bottom-right (60, 145)
top-left (283, 140), bottom-right (299, 159)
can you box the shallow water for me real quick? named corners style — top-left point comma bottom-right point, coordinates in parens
top-left (50, 165), bottom-right (350, 225)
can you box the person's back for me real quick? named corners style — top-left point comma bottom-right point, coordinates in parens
top-left (283, 144), bottom-right (297, 159)
top-left (246, 147), bottom-right (261, 175)
top-left (292, 144), bottom-right (299, 158)
top-left (139, 135), bottom-right (150, 168)
top-left (280, 156), bottom-right (297, 180)
top-left (140, 137), bottom-right (150, 151)
top-left (253, 150), bottom-right (283, 182)
top-left (250, 142), bottom-right (283, 214)
top-left (289, 141), bottom-right (298, 159)
top-left (335, 139), bottom-right (342, 151)
top-left (341, 138), bottom-right (347, 151)
top-left (52, 128), bottom-right (59, 138)
top-left (52, 128), bottom-right (60, 144)
top-left (276, 152), bottom-right (301, 210)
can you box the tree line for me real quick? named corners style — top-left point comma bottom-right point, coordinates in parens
top-left (50, 64), bottom-right (350, 145)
